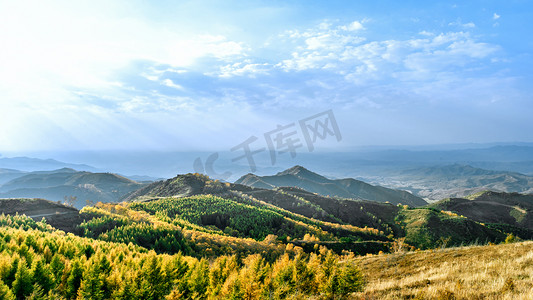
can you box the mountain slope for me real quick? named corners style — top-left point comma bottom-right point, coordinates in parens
top-left (0, 198), bottom-right (84, 232)
top-left (125, 172), bottom-right (510, 249)
top-left (235, 165), bottom-right (427, 206)
top-left (428, 191), bottom-right (533, 238)
top-left (0, 168), bottom-right (147, 208)
top-left (124, 173), bottom-right (404, 237)
top-left (398, 208), bottom-right (504, 249)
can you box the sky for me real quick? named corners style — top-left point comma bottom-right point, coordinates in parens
top-left (1, 0), bottom-right (532, 153)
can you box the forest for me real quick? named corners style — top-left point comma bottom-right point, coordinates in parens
top-left (0, 214), bottom-right (364, 299)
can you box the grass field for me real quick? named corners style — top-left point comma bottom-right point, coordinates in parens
top-left (353, 241), bottom-right (533, 299)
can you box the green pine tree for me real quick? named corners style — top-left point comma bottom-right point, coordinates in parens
top-left (49, 254), bottom-right (64, 285)
top-left (338, 262), bottom-right (365, 296)
top-left (31, 257), bottom-right (53, 293)
top-left (188, 259), bottom-right (209, 299)
top-left (12, 261), bottom-right (33, 300)
top-left (65, 260), bottom-right (83, 299)
top-left (77, 263), bottom-right (105, 300)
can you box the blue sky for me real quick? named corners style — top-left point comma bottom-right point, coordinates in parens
top-left (0, 0), bottom-right (532, 152)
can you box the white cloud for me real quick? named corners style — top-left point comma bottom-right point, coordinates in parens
top-left (218, 61), bottom-right (270, 77)
top-left (340, 21), bottom-right (364, 31)
top-left (419, 31), bottom-right (434, 36)
top-left (276, 21), bottom-right (367, 71)
top-left (448, 20), bottom-right (476, 29)
top-left (162, 79), bottom-right (184, 90)
top-left (274, 22), bottom-right (499, 87)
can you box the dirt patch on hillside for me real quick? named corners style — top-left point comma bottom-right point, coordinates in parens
top-left (0, 198), bottom-right (86, 232)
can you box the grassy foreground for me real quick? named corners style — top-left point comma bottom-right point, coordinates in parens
top-left (353, 241), bottom-right (533, 299)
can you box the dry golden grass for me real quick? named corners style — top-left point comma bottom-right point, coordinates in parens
top-left (351, 241), bottom-right (533, 299)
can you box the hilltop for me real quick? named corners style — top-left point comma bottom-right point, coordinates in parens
top-left (235, 165), bottom-right (427, 207)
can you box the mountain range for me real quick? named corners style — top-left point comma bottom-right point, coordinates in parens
top-left (1, 170), bottom-right (531, 299)
top-left (0, 168), bottom-right (147, 208)
top-left (0, 168), bottom-right (26, 185)
top-left (123, 169), bottom-right (529, 250)
top-left (0, 156), bottom-right (97, 172)
top-left (235, 165), bottom-right (427, 206)
top-left (1, 164), bottom-right (532, 251)
top-left (365, 164), bottom-right (533, 200)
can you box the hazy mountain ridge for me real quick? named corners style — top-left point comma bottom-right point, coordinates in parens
top-left (0, 156), bottom-right (97, 172)
top-left (236, 165), bottom-right (427, 207)
top-left (366, 164), bottom-right (533, 200)
top-left (0, 168), bottom-right (147, 208)
top-left (0, 168), bottom-right (27, 185)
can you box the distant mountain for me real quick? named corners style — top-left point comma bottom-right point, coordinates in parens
top-left (0, 156), bottom-right (97, 172)
top-left (371, 164), bottom-right (533, 200)
top-left (235, 165), bottom-right (427, 207)
top-left (121, 174), bottom-right (163, 183)
top-left (0, 168), bottom-right (147, 209)
top-left (0, 168), bottom-right (27, 185)
top-left (356, 145), bottom-right (533, 163)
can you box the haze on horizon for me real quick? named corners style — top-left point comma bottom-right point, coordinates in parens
top-left (1, 0), bottom-right (532, 153)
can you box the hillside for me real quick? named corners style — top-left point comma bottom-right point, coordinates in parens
top-left (0, 213), bottom-right (366, 299)
top-left (122, 172), bottom-right (223, 201)
top-left (235, 165), bottom-right (427, 206)
top-left (0, 168), bottom-right (147, 209)
top-left (367, 164), bottom-right (533, 200)
top-left (0, 198), bottom-right (84, 232)
top-left (428, 191), bottom-right (533, 239)
top-left (0, 170), bottom-right (525, 256)
top-left (398, 207), bottom-right (504, 249)
top-left (355, 241), bottom-right (533, 299)
top-left (124, 172), bottom-right (512, 250)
